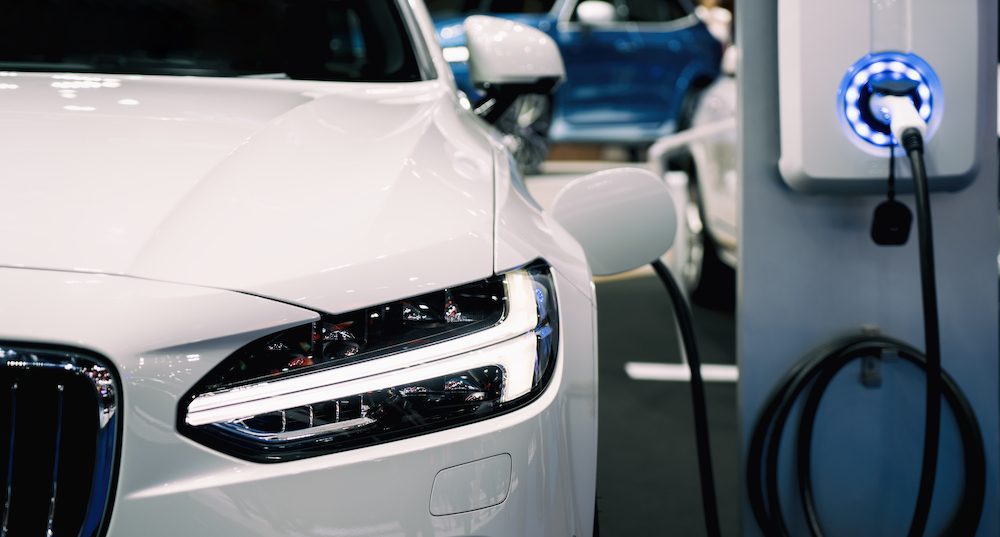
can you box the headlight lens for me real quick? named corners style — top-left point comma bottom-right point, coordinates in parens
top-left (179, 263), bottom-right (557, 462)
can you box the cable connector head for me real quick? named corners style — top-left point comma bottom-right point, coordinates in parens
top-left (870, 94), bottom-right (927, 144)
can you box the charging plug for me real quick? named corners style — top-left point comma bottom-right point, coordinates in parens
top-left (869, 78), bottom-right (928, 142)
top-left (871, 95), bottom-right (927, 142)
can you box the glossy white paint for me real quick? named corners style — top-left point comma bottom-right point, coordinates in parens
top-left (429, 453), bottom-right (513, 516)
top-left (0, 73), bottom-right (498, 315)
top-left (464, 16), bottom-right (566, 88)
top-left (0, 269), bottom-right (320, 367)
top-left (492, 142), bottom-right (594, 295)
top-left (0, 4), bottom-right (601, 535)
top-left (550, 168), bottom-right (678, 276)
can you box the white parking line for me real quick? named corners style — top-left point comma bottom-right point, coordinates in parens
top-left (625, 362), bottom-right (739, 383)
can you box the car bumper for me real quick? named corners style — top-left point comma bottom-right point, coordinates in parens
top-left (0, 266), bottom-right (597, 537)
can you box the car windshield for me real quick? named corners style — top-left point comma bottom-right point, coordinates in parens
top-left (0, 0), bottom-right (425, 82)
top-left (425, 0), bottom-right (556, 18)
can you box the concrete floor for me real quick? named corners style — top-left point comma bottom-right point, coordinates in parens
top-left (593, 275), bottom-right (738, 537)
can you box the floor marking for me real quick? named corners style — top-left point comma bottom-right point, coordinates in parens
top-left (625, 362), bottom-right (739, 383)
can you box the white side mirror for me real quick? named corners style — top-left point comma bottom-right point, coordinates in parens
top-left (576, 1), bottom-right (616, 25)
top-left (550, 168), bottom-right (677, 276)
top-left (465, 15), bottom-right (565, 90)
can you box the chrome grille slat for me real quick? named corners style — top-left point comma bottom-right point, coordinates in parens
top-left (46, 385), bottom-right (65, 537)
top-left (0, 346), bottom-right (119, 537)
top-left (1, 382), bottom-right (16, 537)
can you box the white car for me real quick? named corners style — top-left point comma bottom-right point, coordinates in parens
top-left (0, 2), bottom-right (677, 536)
top-left (651, 49), bottom-right (738, 307)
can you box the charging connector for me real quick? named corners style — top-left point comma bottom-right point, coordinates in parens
top-left (872, 95), bottom-right (928, 142)
top-left (869, 78), bottom-right (929, 144)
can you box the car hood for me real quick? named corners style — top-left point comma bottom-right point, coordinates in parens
top-left (0, 73), bottom-right (496, 314)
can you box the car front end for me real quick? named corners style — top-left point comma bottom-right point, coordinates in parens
top-left (0, 1), bottom-right (598, 535)
top-left (1, 252), bottom-right (596, 536)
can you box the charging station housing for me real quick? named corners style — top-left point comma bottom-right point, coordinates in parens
top-left (778, 0), bottom-right (984, 193)
top-left (739, 0), bottom-right (998, 535)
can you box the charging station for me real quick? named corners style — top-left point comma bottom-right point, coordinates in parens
top-left (777, 0), bottom-right (983, 193)
top-left (737, 1), bottom-right (998, 536)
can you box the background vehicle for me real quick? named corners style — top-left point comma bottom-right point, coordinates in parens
top-left (428, 0), bottom-right (723, 170)
top-left (651, 46), bottom-right (736, 307)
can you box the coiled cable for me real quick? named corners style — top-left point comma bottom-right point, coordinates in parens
top-left (745, 129), bottom-right (986, 537)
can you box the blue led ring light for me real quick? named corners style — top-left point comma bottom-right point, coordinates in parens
top-left (839, 52), bottom-right (939, 147)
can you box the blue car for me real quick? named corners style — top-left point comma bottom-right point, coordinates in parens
top-left (429, 0), bottom-right (723, 161)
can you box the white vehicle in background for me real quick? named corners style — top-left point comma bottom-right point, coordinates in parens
top-left (0, 2), bottom-right (678, 536)
top-left (652, 48), bottom-right (738, 307)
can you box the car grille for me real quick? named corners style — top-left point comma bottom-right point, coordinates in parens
top-left (0, 345), bottom-right (120, 537)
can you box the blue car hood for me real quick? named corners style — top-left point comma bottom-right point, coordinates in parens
top-left (434, 13), bottom-right (549, 47)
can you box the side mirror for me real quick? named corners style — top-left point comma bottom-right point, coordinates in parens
top-left (464, 15), bottom-right (565, 123)
top-left (576, 1), bottom-right (616, 26)
top-left (550, 168), bottom-right (677, 276)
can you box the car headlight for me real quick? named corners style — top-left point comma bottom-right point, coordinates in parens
top-left (442, 45), bottom-right (469, 63)
top-left (179, 263), bottom-right (557, 462)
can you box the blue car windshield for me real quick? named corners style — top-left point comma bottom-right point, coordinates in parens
top-left (426, 0), bottom-right (556, 17)
top-left (0, 0), bottom-right (425, 82)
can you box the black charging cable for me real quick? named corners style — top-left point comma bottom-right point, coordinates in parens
top-left (743, 129), bottom-right (986, 537)
top-left (651, 259), bottom-right (723, 537)
top-left (746, 334), bottom-right (985, 537)
top-left (650, 127), bottom-right (985, 537)
top-left (901, 128), bottom-right (943, 537)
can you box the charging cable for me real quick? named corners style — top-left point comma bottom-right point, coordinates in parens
top-left (659, 89), bottom-right (987, 537)
top-left (873, 85), bottom-right (944, 537)
top-left (652, 259), bottom-right (722, 537)
top-left (899, 124), bottom-right (943, 537)
top-left (746, 334), bottom-right (985, 537)
top-left (743, 94), bottom-right (986, 537)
